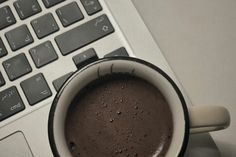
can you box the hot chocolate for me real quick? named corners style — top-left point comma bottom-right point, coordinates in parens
top-left (65, 74), bottom-right (173, 157)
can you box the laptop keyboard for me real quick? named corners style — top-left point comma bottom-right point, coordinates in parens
top-left (0, 0), bottom-right (130, 123)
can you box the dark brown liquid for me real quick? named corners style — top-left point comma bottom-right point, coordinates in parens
top-left (65, 74), bottom-right (173, 157)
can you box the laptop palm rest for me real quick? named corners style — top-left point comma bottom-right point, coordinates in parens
top-left (0, 132), bottom-right (33, 157)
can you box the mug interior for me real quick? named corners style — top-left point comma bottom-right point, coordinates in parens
top-left (48, 58), bottom-right (189, 157)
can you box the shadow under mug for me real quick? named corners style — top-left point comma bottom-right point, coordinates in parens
top-left (48, 57), bottom-right (230, 157)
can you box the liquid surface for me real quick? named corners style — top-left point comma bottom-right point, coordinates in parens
top-left (65, 74), bottom-right (173, 157)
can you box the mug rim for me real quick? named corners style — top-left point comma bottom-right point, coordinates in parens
top-left (48, 57), bottom-right (190, 157)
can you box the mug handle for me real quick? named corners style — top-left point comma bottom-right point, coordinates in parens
top-left (188, 106), bottom-right (230, 134)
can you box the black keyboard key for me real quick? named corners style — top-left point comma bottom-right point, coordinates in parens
top-left (0, 72), bottom-right (5, 87)
top-left (0, 86), bottom-right (25, 122)
top-left (14, 0), bottom-right (42, 20)
top-left (42, 0), bottom-right (65, 8)
top-left (21, 73), bottom-right (52, 105)
top-left (29, 41), bottom-right (58, 68)
top-left (0, 0), bottom-right (7, 4)
top-left (80, 0), bottom-right (102, 15)
top-left (56, 2), bottom-right (84, 27)
top-left (53, 72), bottom-right (73, 91)
top-left (2, 53), bottom-right (32, 81)
top-left (55, 14), bottom-right (114, 55)
top-left (104, 47), bottom-right (129, 57)
top-left (73, 48), bottom-right (98, 69)
top-left (31, 13), bottom-right (59, 39)
top-left (0, 38), bottom-right (8, 58)
top-left (0, 6), bottom-right (16, 30)
top-left (5, 25), bottom-right (34, 51)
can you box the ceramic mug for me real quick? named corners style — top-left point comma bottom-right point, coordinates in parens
top-left (48, 57), bottom-right (230, 157)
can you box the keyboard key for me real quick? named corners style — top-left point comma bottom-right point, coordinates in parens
top-left (104, 47), bottom-right (129, 57)
top-left (5, 25), bottom-right (34, 51)
top-left (80, 0), bottom-right (102, 15)
top-left (56, 2), bottom-right (84, 27)
top-left (55, 14), bottom-right (114, 55)
top-left (73, 48), bottom-right (98, 69)
top-left (29, 41), bottom-right (58, 68)
top-left (53, 72), bottom-right (73, 91)
top-left (0, 6), bottom-right (16, 30)
top-left (21, 73), bottom-right (52, 105)
top-left (0, 72), bottom-right (5, 87)
top-left (0, 0), bottom-right (7, 4)
top-left (2, 53), bottom-right (32, 81)
top-left (0, 86), bottom-right (25, 122)
top-left (14, 0), bottom-right (42, 20)
top-left (42, 0), bottom-right (65, 8)
top-left (31, 13), bottom-right (59, 39)
top-left (0, 38), bottom-right (8, 58)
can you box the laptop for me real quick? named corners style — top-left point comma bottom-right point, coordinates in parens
top-left (0, 0), bottom-right (221, 156)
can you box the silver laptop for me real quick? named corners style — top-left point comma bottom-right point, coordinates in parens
top-left (0, 0), bottom-right (221, 156)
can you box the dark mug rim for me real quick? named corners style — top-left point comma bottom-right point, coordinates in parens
top-left (48, 57), bottom-right (190, 157)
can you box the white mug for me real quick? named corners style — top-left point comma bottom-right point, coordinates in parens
top-left (48, 57), bottom-right (230, 157)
